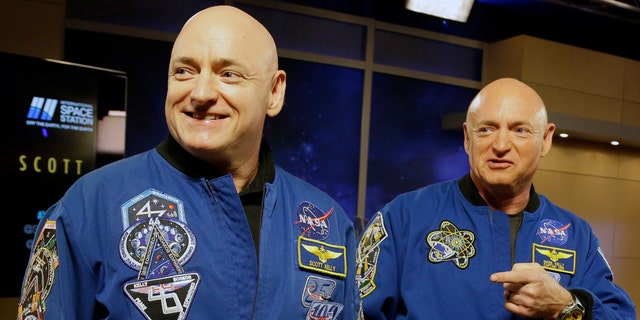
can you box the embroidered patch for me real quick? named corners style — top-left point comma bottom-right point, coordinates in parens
top-left (120, 190), bottom-right (198, 319)
top-left (298, 236), bottom-right (346, 278)
top-left (18, 220), bottom-right (58, 320)
top-left (122, 188), bottom-right (185, 229)
top-left (426, 220), bottom-right (475, 269)
top-left (532, 243), bottom-right (576, 274)
top-left (124, 273), bottom-right (200, 320)
top-left (137, 223), bottom-right (185, 280)
top-left (306, 301), bottom-right (344, 320)
top-left (301, 275), bottom-right (337, 307)
top-left (119, 217), bottom-right (196, 272)
top-left (356, 212), bottom-right (388, 298)
top-left (536, 219), bottom-right (570, 245)
top-left (294, 201), bottom-right (332, 240)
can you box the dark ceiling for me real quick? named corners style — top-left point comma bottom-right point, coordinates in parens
top-left (277, 0), bottom-right (640, 61)
top-left (492, 0), bottom-right (640, 25)
top-left (66, 0), bottom-right (640, 61)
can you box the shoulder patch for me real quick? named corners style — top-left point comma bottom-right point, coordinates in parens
top-left (356, 212), bottom-right (387, 297)
top-left (18, 220), bottom-right (58, 320)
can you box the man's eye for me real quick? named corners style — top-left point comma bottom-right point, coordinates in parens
top-left (172, 68), bottom-right (193, 79)
top-left (222, 71), bottom-right (242, 79)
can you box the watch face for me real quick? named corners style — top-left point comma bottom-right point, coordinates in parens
top-left (565, 309), bottom-right (584, 320)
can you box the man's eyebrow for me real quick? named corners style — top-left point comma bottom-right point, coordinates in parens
top-left (175, 56), bottom-right (244, 68)
top-left (171, 56), bottom-right (196, 66)
top-left (212, 58), bottom-right (245, 69)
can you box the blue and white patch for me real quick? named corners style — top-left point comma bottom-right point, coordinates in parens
top-left (298, 236), bottom-right (347, 278)
top-left (305, 301), bottom-right (343, 320)
top-left (119, 217), bottom-right (196, 271)
top-left (137, 223), bottom-right (185, 280)
top-left (533, 243), bottom-right (576, 275)
top-left (124, 273), bottom-right (200, 320)
top-left (301, 276), bottom-right (337, 307)
top-left (122, 188), bottom-right (185, 229)
top-left (119, 189), bottom-right (199, 319)
top-left (536, 219), bottom-right (570, 245)
top-left (294, 201), bottom-right (332, 240)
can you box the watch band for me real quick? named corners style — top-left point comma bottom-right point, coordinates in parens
top-left (556, 294), bottom-right (585, 320)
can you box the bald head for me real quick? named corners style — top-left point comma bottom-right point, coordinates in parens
top-left (467, 78), bottom-right (548, 132)
top-left (171, 5), bottom-right (279, 74)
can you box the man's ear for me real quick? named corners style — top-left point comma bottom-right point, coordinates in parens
top-left (540, 123), bottom-right (556, 157)
top-left (463, 122), bottom-right (471, 154)
top-left (267, 70), bottom-right (286, 118)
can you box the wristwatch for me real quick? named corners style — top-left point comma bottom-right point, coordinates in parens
top-left (556, 294), bottom-right (585, 320)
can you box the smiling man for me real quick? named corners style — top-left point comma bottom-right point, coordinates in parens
top-left (18, 5), bottom-right (361, 320)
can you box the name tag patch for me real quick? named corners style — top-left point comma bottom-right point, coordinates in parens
top-left (298, 236), bottom-right (347, 278)
top-left (532, 243), bottom-right (576, 275)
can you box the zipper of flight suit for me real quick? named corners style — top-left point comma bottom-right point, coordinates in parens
top-left (490, 207), bottom-right (518, 320)
top-left (250, 185), bottom-right (266, 319)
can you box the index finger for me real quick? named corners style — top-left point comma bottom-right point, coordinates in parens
top-left (490, 270), bottom-right (517, 284)
top-left (490, 262), bottom-right (541, 284)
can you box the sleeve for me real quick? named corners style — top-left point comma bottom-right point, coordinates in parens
top-left (356, 210), bottom-right (401, 320)
top-left (17, 200), bottom-right (98, 319)
top-left (569, 222), bottom-right (636, 320)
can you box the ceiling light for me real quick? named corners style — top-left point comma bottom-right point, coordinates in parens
top-left (610, 140), bottom-right (620, 146)
top-left (406, 0), bottom-right (475, 23)
top-left (559, 133), bottom-right (569, 138)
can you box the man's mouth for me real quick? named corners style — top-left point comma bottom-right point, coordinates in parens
top-left (189, 112), bottom-right (222, 120)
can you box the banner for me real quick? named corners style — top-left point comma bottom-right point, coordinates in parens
top-left (0, 51), bottom-right (126, 297)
